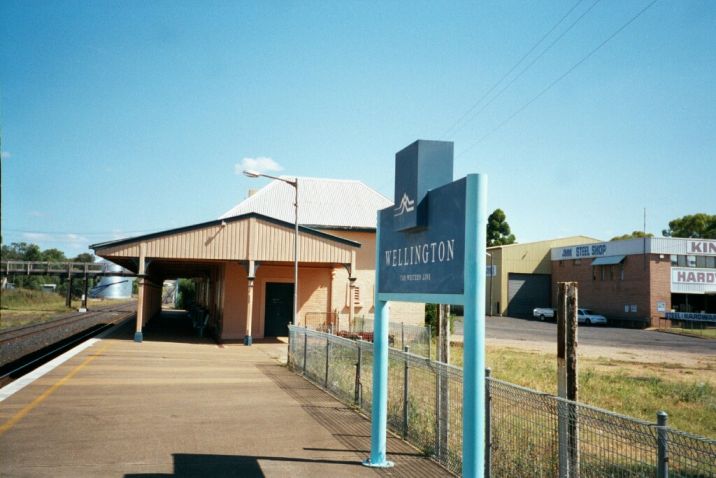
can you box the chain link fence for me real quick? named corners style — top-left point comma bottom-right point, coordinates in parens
top-left (301, 313), bottom-right (432, 358)
top-left (288, 325), bottom-right (716, 477)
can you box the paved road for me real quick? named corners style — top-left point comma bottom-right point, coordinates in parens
top-left (453, 316), bottom-right (716, 356)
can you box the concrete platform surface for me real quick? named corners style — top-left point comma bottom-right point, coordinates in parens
top-left (0, 312), bottom-right (451, 477)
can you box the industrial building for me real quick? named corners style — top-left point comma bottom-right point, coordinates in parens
top-left (485, 236), bottom-right (600, 317)
top-left (90, 177), bottom-right (423, 342)
top-left (551, 237), bottom-right (716, 326)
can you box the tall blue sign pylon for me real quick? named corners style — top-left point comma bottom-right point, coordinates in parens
top-left (363, 140), bottom-right (487, 477)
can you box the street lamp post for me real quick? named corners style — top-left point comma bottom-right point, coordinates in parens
top-left (243, 170), bottom-right (300, 335)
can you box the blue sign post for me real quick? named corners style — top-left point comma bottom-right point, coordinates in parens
top-left (363, 140), bottom-right (487, 477)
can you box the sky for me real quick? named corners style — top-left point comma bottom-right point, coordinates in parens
top-left (1, 0), bottom-right (714, 257)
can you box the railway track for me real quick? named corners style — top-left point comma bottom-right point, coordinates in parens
top-left (0, 303), bottom-right (136, 388)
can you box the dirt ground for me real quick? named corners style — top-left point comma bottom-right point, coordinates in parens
top-left (485, 337), bottom-right (716, 383)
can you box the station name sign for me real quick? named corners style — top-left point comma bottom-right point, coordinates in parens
top-left (379, 179), bottom-right (466, 294)
top-left (384, 239), bottom-right (456, 268)
top-left (378, 140), bottom-right (466, 295)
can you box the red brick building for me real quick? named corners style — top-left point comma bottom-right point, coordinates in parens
top-left (551, 238), bottom-right (716, 327)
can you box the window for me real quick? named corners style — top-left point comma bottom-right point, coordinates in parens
top-left (670, 254), bottom-right (678, 265)
top-left (620, 264), bottom-right (625, 280)
top-left (707, 256), bottom-right (716, 269)
top-left (696, 256), bottom-right (707, 268)
top-left (600, 266), bottom-right (605, 281)
top-left (609, 265), bottom-right (614, 280)
top-left (687, 255), bottom-right (696, 267)
top-left (676, 255), bottom-right (687, 267)
top-left (592, 267), bottom-right (596, 280)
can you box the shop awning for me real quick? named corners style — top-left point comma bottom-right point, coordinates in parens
top-left (591, 255), bottom-right (625, 266)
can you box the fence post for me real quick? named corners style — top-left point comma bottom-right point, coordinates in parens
top-left (485, 368), bottom-right (492, 478)
top-left (657, 411), bottom-right (669, 478)
top-left (401, 322), bottom-right (405, 350)
top-left (324, 336), bottom-right (330, 389)
top-left (427, 324), bottom-right (432, 361)
top-left (303, 328), bottom-right (308, 375)
top-left (557, 282), bottom-right (569, 478)
top-left (435, 360), bottom-right (441, 460)
top-left (566, 283), bottom-right (580, 477)
top-left (438, 303), bottom-right (450, 465)
top-left (355, 341), bottom-right (363, 406)
top-left (403, 345), bottom-right (409, 440)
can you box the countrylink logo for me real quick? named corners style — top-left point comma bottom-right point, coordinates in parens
top-left (394, 193), bottom-right (415, 217)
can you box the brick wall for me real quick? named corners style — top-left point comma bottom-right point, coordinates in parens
top-left (551, 254), bottom-right (652, 321)
top-left (649, 254), bottom-right (672, 324)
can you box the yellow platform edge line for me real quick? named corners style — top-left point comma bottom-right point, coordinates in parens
top-left (0, 341), bottom-right (113, 436)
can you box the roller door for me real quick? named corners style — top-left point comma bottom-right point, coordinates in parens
top-left (507, 273), bottom-right (551, 318)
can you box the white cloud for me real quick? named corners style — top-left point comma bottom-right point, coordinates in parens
top-left (29, 211), bottom-right (45, 217)
top-left (22, 232), bottom-right (51, 242)
top-left (235, 156), bottom-right (283, 175)
top-left (1, 151), bottom-right (11, 160)
top-left (65, 233), bottom-right (89, 244)
top-left (21, 232), bottom-right (89, 245)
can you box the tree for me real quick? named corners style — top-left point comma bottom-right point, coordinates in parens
top-left (1, 243), bottom-right (21, 260)
top-left (73, 252), bottom-right (95, 263)
top-left (177, 279), bottom-right (197, 309)
top-left (0, 242), bottom-right (42, 261)
top-left (41, 248), bottom-right (67, 262)
top-left (662, 214), bottom-right (716, 239)
top-left (610, 231), bottom-right (654, 241)
top-left (21, 243), bottom-right (42, 261)
top-left (487, 208), bottom-right (516, 246)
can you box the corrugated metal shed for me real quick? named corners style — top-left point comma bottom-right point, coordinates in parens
top-left (219, 177), bottom-right (392, 229)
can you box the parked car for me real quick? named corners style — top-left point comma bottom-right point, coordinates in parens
top-left (578, 308), bottom-right (607, 325)
top-left (533, 307), bottom-right (555, 321)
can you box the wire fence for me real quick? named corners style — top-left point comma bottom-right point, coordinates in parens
top-left (301, 313), bottom-right (432, 358)
top-left (288, 325), bottom-right (716, 478)
top-left (657, 317), bottom-right (716, 338)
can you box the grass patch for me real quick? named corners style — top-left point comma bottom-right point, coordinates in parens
top-left (0, 288), bottom-right (132, 330)
top-left (1, 287), bottom-right (71, 310)
top-left (448, 343), bottom-right (716, 438)
top-left (662, 327), bottom-right (716, 339)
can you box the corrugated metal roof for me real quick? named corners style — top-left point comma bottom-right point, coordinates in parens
top-left (219, 177), bottom-right (392, 229)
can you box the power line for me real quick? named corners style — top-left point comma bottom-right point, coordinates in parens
top-left (451, 0), bottom-right (602, 139)
top-left (458, 0), bottom-right (659, 158)
top-left (442, 0), bottom-right (588, 138)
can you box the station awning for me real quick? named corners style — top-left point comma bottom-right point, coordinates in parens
top-left (591, 255), bottom-right (625, 266)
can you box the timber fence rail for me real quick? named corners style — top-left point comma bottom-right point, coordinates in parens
top-left (288, 325), bottom-right (716, 477)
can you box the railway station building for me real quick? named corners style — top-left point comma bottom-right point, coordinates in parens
top-left (551, 237), bottom-right (716, 326)
top-left (90, 177), bottom-right (424, 342)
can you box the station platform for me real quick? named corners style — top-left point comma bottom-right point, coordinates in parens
top-left (0, 311), bottom-right (451, 477)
